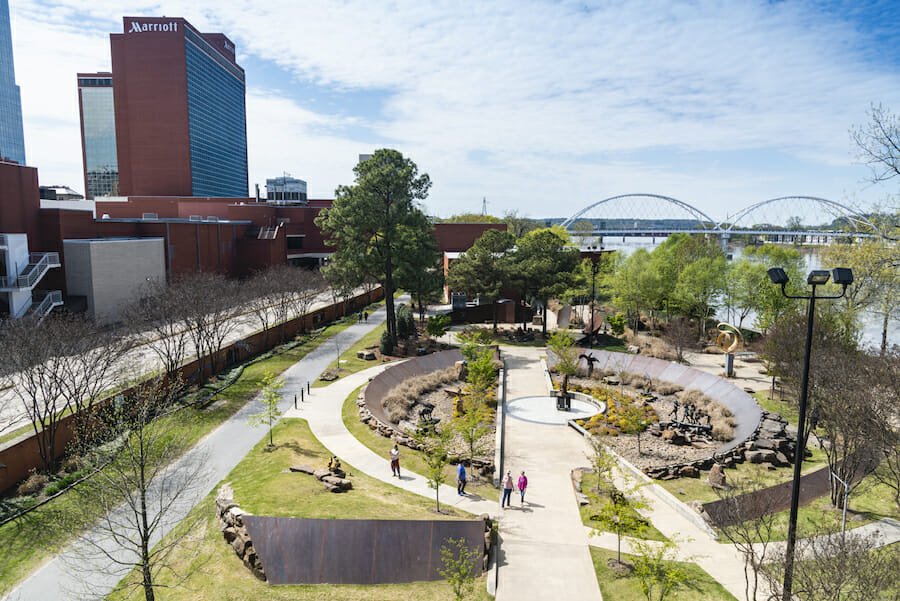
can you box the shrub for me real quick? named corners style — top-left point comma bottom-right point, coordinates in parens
top-left (17, 472), bottom-right (48, 496)
top-left (380, 330), bottom-right (394, 355)
top-left (396, 304), bottom-right (416, 340)
top-left (656, 382), bottom-right (683, 396)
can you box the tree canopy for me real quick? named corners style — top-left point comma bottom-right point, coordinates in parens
top-left (315, 149), bottom-right (435, 344)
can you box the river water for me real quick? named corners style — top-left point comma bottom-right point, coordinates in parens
top-left (595, 236), bottom-right (898, 351)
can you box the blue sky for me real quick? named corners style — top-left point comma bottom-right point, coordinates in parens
top-left (7, 0), bottom-right (900, 222)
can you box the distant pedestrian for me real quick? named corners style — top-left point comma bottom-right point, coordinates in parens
top-left (501, 471), bottom-right (514, 508)
top-left (364, 311), bottom-right (369, 322)
top-left (390, 444), bottom-right (401, 477)
top-left (457, 462), bottom-right (467, 495)
top-left (358, 311), bottom-right (363, 322)
top-left (518, 471), bottom-right (528, 504)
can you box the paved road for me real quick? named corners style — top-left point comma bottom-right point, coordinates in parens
top-left (3, 297), bottom-right (388, 601)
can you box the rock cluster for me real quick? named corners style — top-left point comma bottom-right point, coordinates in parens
top-left (215, 484), bottom-right (265, 581)
top-left (289, 464), bottom-right (353, 492)
top-left (355, 387), bottom-right (495, 479)
top-left (644, 411), bottom-right (798, 481)
top-left (478, 513), bottom-right (495, 571)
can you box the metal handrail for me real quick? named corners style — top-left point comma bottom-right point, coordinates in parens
top-left (0, 252), bottom-right (60, 289)
top-left (28, 290), bottom-right (63, 320)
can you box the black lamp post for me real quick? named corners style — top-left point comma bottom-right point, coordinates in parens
top-left (589, 248), bottom-right (603, 349)
top-left (767, 266), bottom-right (853, 601)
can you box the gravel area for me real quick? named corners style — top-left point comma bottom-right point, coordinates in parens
top-left (404, 385), bottom-right (496, 466)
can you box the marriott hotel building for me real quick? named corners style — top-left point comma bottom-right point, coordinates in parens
top-left (79, 17), bottom-right (248, 198)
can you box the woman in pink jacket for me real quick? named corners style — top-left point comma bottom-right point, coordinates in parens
top-left (517, 471), bottom-right (528, 504)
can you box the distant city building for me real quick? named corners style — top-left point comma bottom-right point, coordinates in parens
top-left (77, 73), bottom-right (118, 198)
top-left (266, 175), bottom-right (307, 204)
top-left (358, 153), bottom-right (373, 163)
top-left (84, 17), bottom-right (248, 198)
top-left (0, 0), bottom-right (26, 165)
top-left (39, 185), bottom-right (84, 200)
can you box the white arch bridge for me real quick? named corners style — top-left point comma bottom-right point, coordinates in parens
top-left (559, 194), bottom-right (881, 243)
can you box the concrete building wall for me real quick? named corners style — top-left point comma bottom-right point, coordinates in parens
top-left (64, 237), bottom-right (165, 323)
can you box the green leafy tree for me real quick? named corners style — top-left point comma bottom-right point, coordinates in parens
top-left (454, 403), bottom-right (492, 467)
top-left (395, 224), bottom-right (444, 322)
top-left (547, 330), bottom-right (578, 396)
top-left (415, 425), bottom-right (453, 512)
top-left (503, 209), bottom-right (539, 238)
top-left (446, 229), bottom-right (517, 331)
top-left (606, 313), bottom-right (627, 337)
top-left (437, 213), bottom-right (503, 224)
top-left (617, 402), bottom-right (650, 455)
top-left (395, 304), bottom-right (416, 340)
top-left (465, 346), bottom-right (499, 403)
top-left (514, 228), bottom-right (581, 337)
top-left (823, 240), bottom-right (900, 353)
top-left (439, 537), bottom-right (480, 601)
top-left (426, 314), bottom-right (452, 340)
top-left (632, 539), bottom-right (689, 601)
top-left (673, 255), bottom-right (727, 336)
top-left (609, 248), bottom-right (660, 333)
top-left (248, 371), bottom-right (285, 447)
top-left (588, 488), bottom-right (648, 564)
top-left (315, 148), bottom-right (434, 346)
top-left (741, 245), bottom-right (806, 334)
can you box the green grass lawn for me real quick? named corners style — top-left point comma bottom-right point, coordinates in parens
top-left (0, 324), bottom-right (352, 597)
top-left (314, 322), bottom-right (390, 388)
top-left (590, 547), bottom-right (737, 601)
top-left (341, 385), bottom-right (497, 499)
top-left (752, 391), bottom-right (800, 425)
top-left (579, 472), bottom-right (668, 541)
top-left (731, 475), bottom-right (900, 542)
top-left (107, 418), bottom-right (491, 601)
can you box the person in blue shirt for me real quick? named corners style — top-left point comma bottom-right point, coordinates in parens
top-left (457, 461), bottom-right (467, 495)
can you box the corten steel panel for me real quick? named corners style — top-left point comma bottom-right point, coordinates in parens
top-left (363, 349), bottom-right (464, 429)
top-left (243, 516), bottom-right (484, 585)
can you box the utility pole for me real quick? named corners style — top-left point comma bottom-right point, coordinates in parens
top-left (481, 196), bottom-right (488, 216)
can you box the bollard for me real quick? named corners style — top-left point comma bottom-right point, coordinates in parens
top-left (301, 388), bottom-right (304, 402)
top-left (294, 394), bottom-right (297, 409)
top-left (307, 381), bottom-right (311, 394)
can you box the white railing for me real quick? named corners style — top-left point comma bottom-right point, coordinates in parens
top-left (0, 252), bottom-right (61, 290)
top-left (27, 290), bottom-right (63, 321)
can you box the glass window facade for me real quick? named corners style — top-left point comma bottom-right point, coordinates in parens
top-left (0, 0), bottom-right (25, 165)
top-left (79, 79), bottom-right (118, 198)
top-left (185, 32), bottom-right (248, 197)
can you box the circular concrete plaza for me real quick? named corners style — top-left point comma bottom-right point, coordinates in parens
top-left (505, 395), bottom-right (598, 425)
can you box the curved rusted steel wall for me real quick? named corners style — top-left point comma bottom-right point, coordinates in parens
top-left (363, 349), bottom-right (464, 431)
top-left (551, 349), bottom-right (762, 454)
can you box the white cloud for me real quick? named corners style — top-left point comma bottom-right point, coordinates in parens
top-left (9, 0), bottom-right (900, 218)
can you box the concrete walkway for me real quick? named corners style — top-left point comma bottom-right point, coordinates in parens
top-left (282, 367), bottom-right (496, 517)
top-left (3, 300), bottom-right (393, 601)
top-left (495, 346), bottom-right (603, 601)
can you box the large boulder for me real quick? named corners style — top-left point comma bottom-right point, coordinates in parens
top-left (746, 449), bottom-right (776, 464)
top-left (707, 463), bottom-right (727, 489)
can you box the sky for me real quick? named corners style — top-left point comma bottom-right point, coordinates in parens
top-left (7, 0), bottom-right (900, 222)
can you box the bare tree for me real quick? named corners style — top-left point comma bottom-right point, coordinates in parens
top-left (852, 103), bottom-right (900, 189)
top-left (125, 281), bottom-right (193, 387)
top-left (664, 317), bottom-right (695, 363)
top-left (67, 376), bottom-right (206, 601)
top-left (171, 273), bottom-right (243, 385)
top-left (285, 269), bottom-right (326, 335)
top-left (786, 529), bottom-right (900, 601)
top-left (711, 475), bottom-right (782, 601)
top-left (244, 268), bottom-right (279, 347)
top-left (0, 314), bottom-right (127, 470)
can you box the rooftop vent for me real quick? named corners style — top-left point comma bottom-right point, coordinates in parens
top-left (141, 213), bottom-right (158, 221)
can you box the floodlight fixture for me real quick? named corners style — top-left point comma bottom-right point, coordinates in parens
top-left (767, 267), bottom-right (789, 285)
top-left (807, 270), bottom-right (831, 285)
top-left (832, 268), bottom-right (854, 286)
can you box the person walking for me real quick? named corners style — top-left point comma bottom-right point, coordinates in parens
top-left (364, 311), bottom-right (369, 322)
top-left (501, 471), bottom-right (514, 508)
top-left (457, 461), bottom-right (467, 495)
top-left (517, 471), bottom-right (528, 504)
top-left (390, 444), bottom-right (401, 477)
